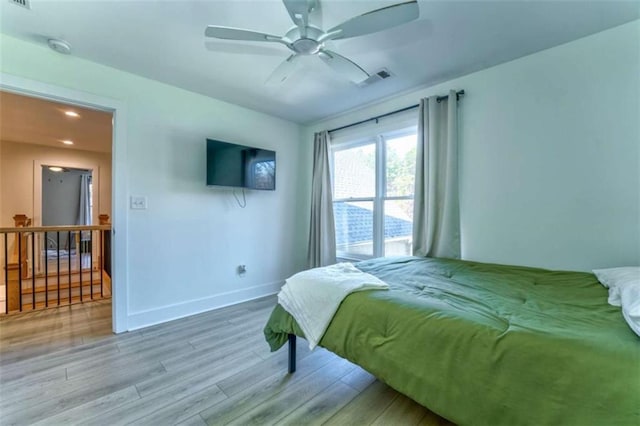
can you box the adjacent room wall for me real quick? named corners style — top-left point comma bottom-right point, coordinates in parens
top-left (0, 34), bottom-right (303, 329)
top-left (0, 140), bottom-right (112, 226)
top-left (304, 20), bottom-right (640, 271)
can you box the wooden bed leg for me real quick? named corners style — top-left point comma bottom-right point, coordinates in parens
top-left (288, 334), bottom-right (296, 374)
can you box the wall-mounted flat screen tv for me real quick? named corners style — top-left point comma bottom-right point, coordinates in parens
top-left (206, 139), bottom-right (276, 190)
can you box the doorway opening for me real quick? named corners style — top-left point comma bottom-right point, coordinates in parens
top-left (0, 89), bottom-right (114, 338)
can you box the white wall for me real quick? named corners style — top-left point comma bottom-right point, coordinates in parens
top-left (305, 20), bottom-right (640, 272)
top-left (0, 34), bottom-right (304, 329)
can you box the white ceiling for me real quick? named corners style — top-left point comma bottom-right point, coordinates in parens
top-left (1, 1), bottom-right (638, 124)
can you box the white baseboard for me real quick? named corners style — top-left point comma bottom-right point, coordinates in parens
top-left (126, 280), bottom-right (283, 331)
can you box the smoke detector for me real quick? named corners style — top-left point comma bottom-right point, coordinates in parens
top-left (47, 39), bottom-right (71, 55)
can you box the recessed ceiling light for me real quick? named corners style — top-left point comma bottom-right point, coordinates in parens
top-left (65, 111), bottom-right (80, 117)
top-left (48, 166), bottom-right (64, 172)
top-left (61, 140), bottom-right (74, 145)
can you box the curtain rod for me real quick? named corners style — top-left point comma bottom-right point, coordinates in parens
top-left (328, 90), bottom-right (465, 134)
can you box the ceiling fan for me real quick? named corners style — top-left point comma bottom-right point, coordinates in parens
top-left (204, 0), bottom-right (419, 85)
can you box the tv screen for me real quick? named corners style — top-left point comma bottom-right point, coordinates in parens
top-left (206, 139), bottom-right (276, 190)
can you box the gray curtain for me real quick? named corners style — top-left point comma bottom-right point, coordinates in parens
top-left (412, 90), bottom-right (461, 258)
top-left (307, 131), bottom-right (336, 268)
top-left (77, 174), bottom-right (91, 226)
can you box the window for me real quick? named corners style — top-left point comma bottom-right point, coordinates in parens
top-left (332, 127), bottom-right (417, 259)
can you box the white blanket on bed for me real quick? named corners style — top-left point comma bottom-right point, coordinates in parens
top-left (277, 262), bottom-right (389, 349)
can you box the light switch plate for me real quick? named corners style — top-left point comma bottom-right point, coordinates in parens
top-left (130, 196), bottom-right (147, 210)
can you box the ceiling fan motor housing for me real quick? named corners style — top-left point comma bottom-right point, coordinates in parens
top-left (285, 26), bottom-right (324, 55)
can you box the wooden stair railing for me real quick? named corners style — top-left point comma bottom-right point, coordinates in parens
top-left (1, 214), bottom-right (112, 314)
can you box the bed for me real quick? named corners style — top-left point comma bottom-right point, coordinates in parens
top-left (263, 256), bottom-right (640, 426)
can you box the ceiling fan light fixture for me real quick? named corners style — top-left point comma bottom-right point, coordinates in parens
top-left (292, 38), bottom-right (321, 55)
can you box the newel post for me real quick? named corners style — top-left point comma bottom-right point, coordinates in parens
top-left (7, 214), bottom-right (31, 311)
top-left (13, 214), bottom-right (31, 227)
top-left (13, 215), bottom-right (30, 279)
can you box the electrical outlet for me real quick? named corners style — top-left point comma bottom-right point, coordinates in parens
top-left (130, 196), bottom-right (147, 210)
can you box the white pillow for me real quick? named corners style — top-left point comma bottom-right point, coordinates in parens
top-left (593, 267), bottom-right (640, 337)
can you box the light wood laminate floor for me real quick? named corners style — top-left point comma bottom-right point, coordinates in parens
top-left (0, 297), bottom-right (453, 425)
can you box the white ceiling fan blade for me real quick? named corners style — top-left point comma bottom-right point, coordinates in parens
top-left (317, 50), bottom-right (369, 83)
top-left (327, 0), bottom-right (419, 41)
top-left (205, 26), bottom-right (286, 45)
top-left (266, 55), bottom-right (300, 85)
top-left (204, 41), bottom-right (286, 57)
top-left (282, 0), bottom-right (318, 28)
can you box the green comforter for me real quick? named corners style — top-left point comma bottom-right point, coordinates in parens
top-left (264, 256), bottom-right (640, 426)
